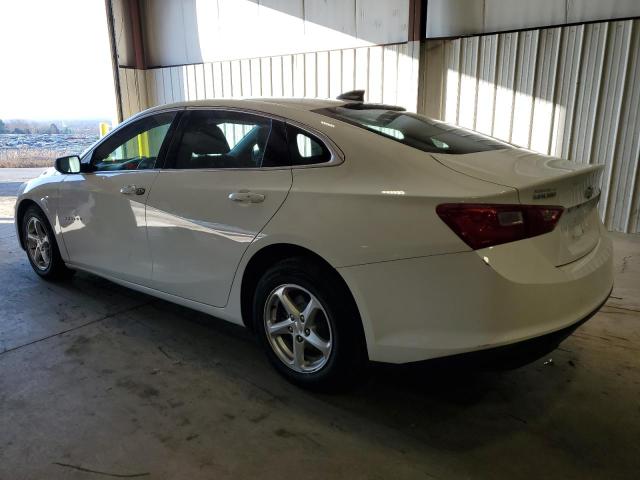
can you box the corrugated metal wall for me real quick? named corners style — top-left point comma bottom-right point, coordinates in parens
top-left (420, 19), bottom-right (640, 233)
top-left (118, 41), bottom-right (420, 119)
top-left (118, 68), bottom-right (148, 119)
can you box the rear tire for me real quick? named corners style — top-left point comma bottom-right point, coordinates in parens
top-left (21, 206), bottom-right (73, 281)
top-left (253, 257), bottom-right (367, 391)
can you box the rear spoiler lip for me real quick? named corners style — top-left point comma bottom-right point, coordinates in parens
top-left (430, 152), bottom-right (604, 208)
top-left (519, 162), bottom-right (604, 191)
top-left (431, 151), bottom-right (604, 188)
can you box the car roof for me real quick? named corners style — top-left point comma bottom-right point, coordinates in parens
top-left (131, 97), bottom-right (406, 143)
top-left (143, 98), bottom-right (345, 116)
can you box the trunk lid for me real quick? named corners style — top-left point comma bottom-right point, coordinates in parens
top-left (432, 149), bottom-right (604, 266)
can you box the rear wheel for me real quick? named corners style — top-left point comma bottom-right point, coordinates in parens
top-left (22, 206), bottom-right (73, 280)
top-left (253, 257), bottom-right (366, 391)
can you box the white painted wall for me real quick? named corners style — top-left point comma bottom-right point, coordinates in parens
top-left (426, 0), bottom-right (640, 38)
top-left (118, 40), bottom-right (420, 118)
top-left (141, 0), bottom-right (410, 67)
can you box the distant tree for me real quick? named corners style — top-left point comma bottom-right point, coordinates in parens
top-left (0, 119), bottom-right (6, 134)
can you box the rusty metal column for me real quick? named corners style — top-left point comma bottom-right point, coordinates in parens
top-left (104, 0), bottom-right (123, 123)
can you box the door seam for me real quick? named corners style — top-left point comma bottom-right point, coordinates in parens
top-left (222, 168), bottom-right (295, 307)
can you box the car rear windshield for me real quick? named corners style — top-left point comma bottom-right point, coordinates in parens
top-left (315, 106), bottom-right (513, 155)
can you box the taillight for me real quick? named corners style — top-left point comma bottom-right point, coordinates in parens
top-left (436, 203), bottom-right (564, 250)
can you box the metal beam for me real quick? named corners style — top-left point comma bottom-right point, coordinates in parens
top-left (104, 0), bottom-right (123, 123)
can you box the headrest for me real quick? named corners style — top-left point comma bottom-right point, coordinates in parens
top-left (184, 124), bottom-right (230, 155)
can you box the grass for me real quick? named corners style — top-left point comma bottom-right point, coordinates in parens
top-left (0, 148), bottom-right (62, 168)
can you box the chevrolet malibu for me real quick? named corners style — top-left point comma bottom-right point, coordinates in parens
top-left (15, 94), bottom-right (613, 389)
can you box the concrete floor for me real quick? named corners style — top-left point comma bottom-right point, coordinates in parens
top-left (1, 172), bottom-right (639, 480)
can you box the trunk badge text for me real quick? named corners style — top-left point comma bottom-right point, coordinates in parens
top-left (533, 188), bottom-right (557, 200)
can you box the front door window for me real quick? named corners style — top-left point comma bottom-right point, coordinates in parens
top-left (91, 112), bottom-right (176, 171)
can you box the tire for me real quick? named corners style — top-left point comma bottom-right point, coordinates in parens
top-left (253, 257), bottom-right (367, 391)
top-left (21, 205), bottom-right (73, 281)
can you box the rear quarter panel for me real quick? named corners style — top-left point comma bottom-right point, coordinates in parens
top-left (259, 123), bottom-right (520, 267)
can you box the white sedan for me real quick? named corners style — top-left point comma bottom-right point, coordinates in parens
top-left (15, 93), bottom-right (613, 389)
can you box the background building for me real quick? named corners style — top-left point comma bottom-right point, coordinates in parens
top-left (107, 0), bottom-right (640, 233)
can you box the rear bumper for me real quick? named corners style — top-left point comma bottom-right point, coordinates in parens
top-left (400, 288), bottom-right (610, 370)
top-left (338, 231), bottom-right (613, 364)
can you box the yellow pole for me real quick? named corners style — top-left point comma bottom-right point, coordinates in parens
top-left (137, 131), bottom-right (150, 157)
top-left (99, 122), bottom-right (110, 138)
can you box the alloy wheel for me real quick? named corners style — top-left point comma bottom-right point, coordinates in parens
top-left (263, 284), bottom-right (333, 373)
top-left (25, 217), bottom-right (51, 271)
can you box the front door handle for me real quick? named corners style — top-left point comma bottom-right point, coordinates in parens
top-left (120, 185), bottom-right (146, 195)
top-left (228, 191), bottom-right (265, 203)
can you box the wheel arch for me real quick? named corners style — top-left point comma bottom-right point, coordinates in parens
top-left (15, 198), bottom-right (41, 250)
top-left (239, 243), bottom-right (366, 352)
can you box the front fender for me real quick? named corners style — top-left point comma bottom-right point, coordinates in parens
top-left (14, 170), bottom-right (67, 259)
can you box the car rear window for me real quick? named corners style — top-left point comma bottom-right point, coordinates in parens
top-left (315, 106), bottom-right (512, 155)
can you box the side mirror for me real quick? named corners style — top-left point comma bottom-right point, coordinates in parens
top-left (54, 155), bottom-right (81, 174)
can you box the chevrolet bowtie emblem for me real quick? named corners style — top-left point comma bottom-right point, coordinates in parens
top-left (585, 186), bottom-right (594, 199)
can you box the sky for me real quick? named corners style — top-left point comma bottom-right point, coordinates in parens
top-left (0, 0), bottom-right (117, 121)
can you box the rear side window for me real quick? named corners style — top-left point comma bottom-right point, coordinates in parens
top-left (315, 106), bottom-right (512, 155)
top-left (286, 125), bottom-right (331, 166)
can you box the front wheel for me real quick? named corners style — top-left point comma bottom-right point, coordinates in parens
top-left (22, 206), bottom-right (73, 280)
top-left (253, 257), bottom-right (367, 391)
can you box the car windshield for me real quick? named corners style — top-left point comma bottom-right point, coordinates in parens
top-left (315, 106), bottom-right (513, 155)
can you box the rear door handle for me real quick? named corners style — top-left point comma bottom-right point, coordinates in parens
top-left (120, 185), bottom-right (146, 195)
top-left (228, 191), bottom-right (265, 203)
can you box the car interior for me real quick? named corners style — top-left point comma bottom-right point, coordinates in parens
top-left (174, 116), bottom-right (271, 169)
